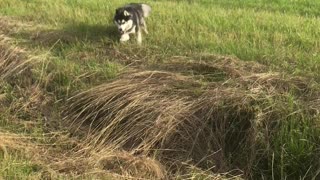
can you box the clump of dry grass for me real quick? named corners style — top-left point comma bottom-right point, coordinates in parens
top-left (0, 17), bottom-right (32, 81)
top-left (0, 36), bottom-right (53, 124)
top-left (0, 129), bottom-right (167, 179)
top-left (64, 57), bottom-right (319, 178)
top-left (161, 55), bottom-right (267, 78)
top-left (94, 150), bottom-right (166, 179)
top-left (41, 136), bottom-right (168, 179)
top-left (40, 144), bottom-right (166, 179)
top-left (64, 71), bottom-right (257, 177)
top-left (0, 37), bottom-right (31, 82)
top-left (0, 132), bottom-right (39, 156)
top-left (0, 17), bottom-right (31, 35)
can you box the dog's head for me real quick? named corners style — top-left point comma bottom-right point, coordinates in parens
top-left (114, 8), bottom-right (133, 35)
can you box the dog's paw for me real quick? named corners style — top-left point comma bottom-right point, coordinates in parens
top-left (120, 34), bottom-right (130, 42)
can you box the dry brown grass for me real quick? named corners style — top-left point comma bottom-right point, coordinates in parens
top-left (64, 57), bottom-right (320, 178)
top-left (0, 36), bottom-right (52, 126)
top-left (0, 37), bottom-right (31, 82)
top-left (0, 129), bottom-right (168, 179)
top-left (0, 17), bottom-right (30, 74)
top-left (0, 17), bottom-right (32, 35)
top-left (0, 132), bottom-right (38, 156)
top-left (64, 71), bottom-right (254, 176)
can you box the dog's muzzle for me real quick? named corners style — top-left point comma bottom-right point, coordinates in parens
top-left (119, 28), bottom-right (125, 35)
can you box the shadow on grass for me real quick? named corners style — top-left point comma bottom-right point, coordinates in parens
top-left (13, 22), bottom-right (119, 48)
top-left (62, 22), bottom-right (119, 42)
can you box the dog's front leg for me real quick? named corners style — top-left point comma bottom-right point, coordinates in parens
top-left (120, 34), bottom-right (130, 42)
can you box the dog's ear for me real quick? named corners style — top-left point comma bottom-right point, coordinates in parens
top-left (123, 10), bottom-right (131, 17)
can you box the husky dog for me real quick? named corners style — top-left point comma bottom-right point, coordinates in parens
top-left (114, 3), bottom-right (151, 44)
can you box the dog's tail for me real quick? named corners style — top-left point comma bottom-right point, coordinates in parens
top-left (141, 4), bottom-right (151, 18)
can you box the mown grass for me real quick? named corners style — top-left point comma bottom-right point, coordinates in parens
top-left (0, 0), bottom-right (319, 179)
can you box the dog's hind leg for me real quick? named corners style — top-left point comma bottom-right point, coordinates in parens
top-left (142, 21), bottom-right (148, 34)
top-left (137, 30), bottom-right (142, 44)
top-left (140, 19), bottom-right (148, 34)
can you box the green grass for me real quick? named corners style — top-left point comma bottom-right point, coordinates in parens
top-left (36, 54), bottom-right (120, 98)
top-left (1, 0), bottom-right (320, 79)
top-left (254, 95), bottom-right (320, 179)
top-left (0, 0), bottom-right (320, 179)
top-left (0, 152), bottom-right (40, 179)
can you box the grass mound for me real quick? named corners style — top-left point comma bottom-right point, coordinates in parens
top-left (65, 59), bottom-right (320, 178)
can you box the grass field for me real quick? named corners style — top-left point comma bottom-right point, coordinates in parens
top-left (0, 0), bottom-right (320, 179)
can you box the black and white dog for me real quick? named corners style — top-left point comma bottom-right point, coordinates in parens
top-left (114, 3), bottom-right (151, 44)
